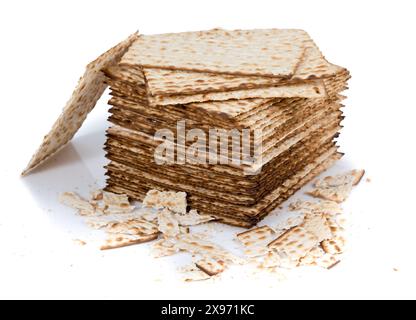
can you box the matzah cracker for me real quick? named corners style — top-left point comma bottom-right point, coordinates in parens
top-left (237, 226), bottom-right (277, 258)
top-left (157, 208), bottom-right (180, 237)
top-left (261, 250), bottom-right (297, 269)
top-left (175, 209), bottom-right (216, 226)
top-left (175, 234), bottom-right (244, 265)
top-left (143, 189), bottom-right (187, 215)
top-left (273, 214), bottom-right (305, 231)
top-left (237, 226), bottom-right (276, 244)
top-left (268, 226), bottom-right (319, 261)
top-left (196, 257), bottom-right (227, 276)
top-left (122, 28), bottom-right (308, 77)
top-left (150, 238), bottom-right (179, 258)
top-left (321, 236), bottom-right (346, 255)
top-left (150, 80), bottom-right (327, 106)
top-left (299, 246), bottom-right (339, 269)
top-left (300, 213), bottom-right (332, 242)
top-left (307, 170), bottom-right (365, 203)
top-left (137, 208), bottom-right (159, 223)
top-left (100, 232), bottom-right (158, 250)
top-left (102, 191), bottom-right (135, 214)
top-left (59, 192), bottom-right (95, 214)
top-left (306, 185), bottom-right (353, 203)
top-left (22, 32), bottom-right (138, 175)
top-left (180, 265), bottom-right (212, 282)
top-left (85, 213), bottom-right (141, 229)
top-left (289, 199), bottom-right (343, 216)
top-left (307, 169), bottom-right (365, 203)
top-left (105, 218), bottom-right (159, 236)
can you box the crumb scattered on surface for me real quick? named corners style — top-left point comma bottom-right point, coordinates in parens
top-left (73, 239), bottom-right (87, 246)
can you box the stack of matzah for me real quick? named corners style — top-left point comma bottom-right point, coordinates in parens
top-left (102, 29), bottom-right (350, 228)
top-left (22, 29), bottom-right (350, 228)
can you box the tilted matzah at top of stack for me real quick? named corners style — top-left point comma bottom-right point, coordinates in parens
top-left (121, 28), bottom-right (308, 78)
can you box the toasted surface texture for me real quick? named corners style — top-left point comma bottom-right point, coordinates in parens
top-left (121, 28), bottom-right (308, 77)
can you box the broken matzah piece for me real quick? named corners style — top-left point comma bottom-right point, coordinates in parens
top-left (321, 236), bottom-right (346, 255)
top-left (157, 208), bottom-right (180, 237)
top-left (143, 190), bottom-right (187, 215)
top-left (175, 234), bottom-right (245, 265)
top-left (237, 226), bottom-right (277, 257)
top-left (180, 265), bottom-right (212, 282)
top-left (273, 214), bottom-right (305, 231)
top-left (104, 218), bottom-right (159, 236)
top-left (102, 191), bottom-right (135, 214)
top-left (196, 257), bottom-right (227, 276)
top-left (174, 209), bottom-right (216, 226)
top-left (289, 199), bottom-right (343, 216)
top-left (300, 213), bottom-right (332, 243)
top-left (137, 208), bottom-right (159, 223)
top-left (150, 238), bottom-right (179, 258)
top-left (261, 250), bottom-right (298, 269)
top-left (306, 169), bottom-right (365, 203)
top-left (85, 212), bottom-right (141, 229)
top-left (100, 232), bottom-right (159, 250)
top-left (298, 246), bottom-right (339, 269)
top-left (59, 192), bottom-right (95, 215)
top-left (268, 226), bottom-right (319, 261)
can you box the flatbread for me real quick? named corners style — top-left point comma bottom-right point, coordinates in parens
top-left (102, 191), bottom-right (135, 214)
top-left (22, 32), bottom-right (138, 176)
top-left (237, 226), bottom-right (278, 258)
top-left (174, 209), bottom-right (216, 226)
top-left (121, 28), bottom-right (308, 77)
top-left (59, 192), bottom-right (95, 214)
top-left (196, 257), bottom-right (227, 276)
top-left (289, 199), bottom-right (343, 216)
top-left (157, 208), bottom-right (180, 237)
top-left (175, 234), bottom-right (245, 265)
top-left (143, 189), bottom-right (187, 215)
top-left (105, 218), bottom-right (159, 236)
top-left (300, 213), bottom-right (332, 242)
top-left (180, 265), bottom-right (212, 282)
top-left (150, 238), bottom-right (179, 258)
top-left (100, 232), bottom-right (158, 250)
top-left (268, 226), bottom-right (319, 261)
top-left (149, 80), bottom-right (327, 106)
top-left (306, 170), bottom-right (364, 203)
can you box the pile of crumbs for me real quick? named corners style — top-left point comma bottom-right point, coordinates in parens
top-left (60, 169), bottom-right (364, 281)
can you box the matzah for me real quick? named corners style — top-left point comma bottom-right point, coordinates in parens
top-left (306, 169), bottom-right (365, 202)
top-left (300, 213), bottom-right (332, 243)
top-left (143, 189), bottom-right (187, 215)
top-left (23, 28), bottom-right (351, 234)
top-left (22, 32), bottom-right (138, 175)
top-left (157, 208), bottom-right (180, 238)
top-left (121, 29), bottom-right (308, 77)
top-left (100, 232), bottom-right (158, 250)
top-left (174, 209), bottom-right (216, 226)
top-left (196, 257), bottom-right (227, 276)
top-left (268, 226), bottom-right (319, 261)
top-left (59, 192), bottom-right (95, 214)
top-left (102, 191), bottom-right (135, 214)
top-left (105, 218), bottom-right (159, 236)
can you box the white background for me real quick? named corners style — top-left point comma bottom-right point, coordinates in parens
top-left (1, 0), bottom-right (416, 300)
